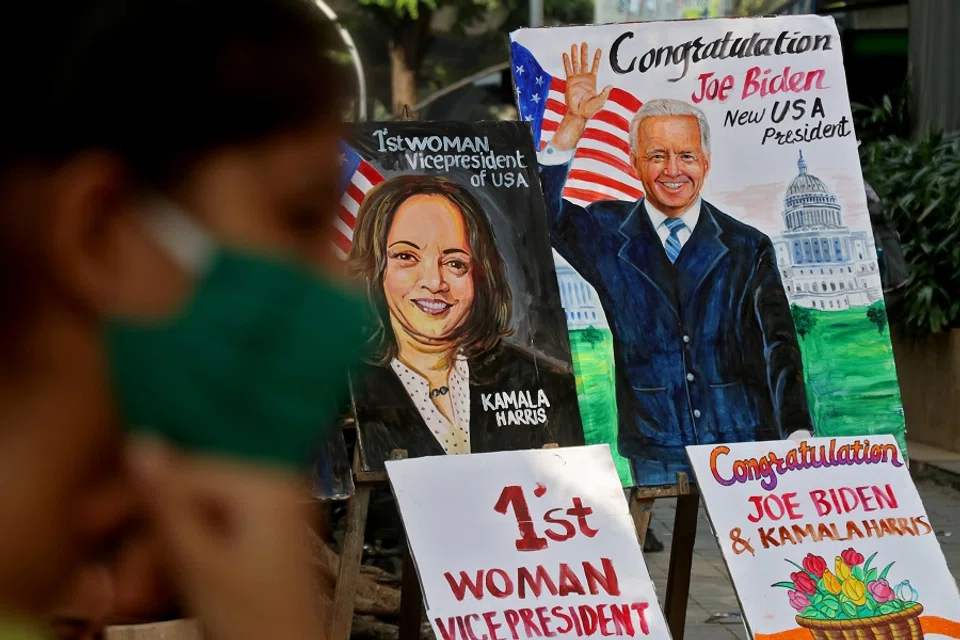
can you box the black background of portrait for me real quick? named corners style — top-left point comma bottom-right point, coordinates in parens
top-left (346, 121), bottom-right (584, 472)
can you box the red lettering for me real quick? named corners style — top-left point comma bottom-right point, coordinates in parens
top-left (518, 608), bottom-right (543, 638)
top-left (874, 484), bottom-right (899, 509)
top-left (583, 558), bottom-right (620, 596)
top-left (691, 72), bottom-right (735, 103)
top-left (838, 487), bottom-right (859, 512)
top-left (543, 509), bottom-right (576, 543)
top-left (535, 607), bottom-right (556, 638)
top-left (558, 564), bottom-right (586, 596)
top-left (609, 604), bottom-right (634, 636)
top-left (435, 617), bottom-right (458, 640)
top-left (856, 486), bottom-right (877, 512)
top-left (551, 606), bottom-right (573, 635)
top-left (465, 614), bottom-right (487, 640)
top-left (445, 571), bottom-right (484, 601)
top-left (494, 486), bottom-right (548, 552)
top-left (747, 496), bottom-right (764, 523)
top-left (809, 489), bottom-right (831, 516)
top-left (567, 498), bottom-right (599, 538)
top-left (486, 569), bottom-right (514, 598)
top-left (596, 605), bottom-right (614, 636)
top-left (783, 492), bottom-right (802, 520)
top-left (578, 605), bottom-right (599, 636)
top-left (503, 609), bottom-right (522, 640)
top-left (483, 611), bottom-right (504, 640)
top-left (517, 566), bottom-right (559, 599)
top-left (630, 603), bottom-right (650, 635)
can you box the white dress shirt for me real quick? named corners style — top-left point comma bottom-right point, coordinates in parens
top-left (390, 356), bottom-right (471, 454)
top-left (645, 198), bottom-right (701, 253)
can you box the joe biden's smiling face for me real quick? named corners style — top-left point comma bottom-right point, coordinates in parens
top-left (631, 114), bottom-right (710, 218)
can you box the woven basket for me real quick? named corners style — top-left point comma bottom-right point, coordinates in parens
top-left (796, 604), bottom-right (924, 640)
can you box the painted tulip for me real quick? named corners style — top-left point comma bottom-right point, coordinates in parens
top-left (803, 554), bottom-right (827, 578)
top-left (895, 580), bottom-right (919, 602)
top-left (791, 571), bottom-right (817, 596)
top-left (835, 557), bottom-right (851, 581)
top-left (822, 570), bottom-right (842, 595)
top-left (841, 548), bottom-right (865, 567)
top-left (842, 577), bottom-right (867, 606)
top-left (868, 579), bottom-right (895, 603)
top-left (788, 590), bottom-right (811, 612)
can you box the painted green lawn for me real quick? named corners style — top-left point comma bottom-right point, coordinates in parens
top-left (568, 328), bottom-right (633, 485)
top-left (798, 307), bottom-right (907, 455)
top-left (567, 307), bottom-right (907, 488)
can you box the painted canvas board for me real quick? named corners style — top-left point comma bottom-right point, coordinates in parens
top-left (687, 436), bottom-right (960, 640)
top-left (336, 122), bottom-right (585, 473)
top-left (510, 15), bottom-right (906, 488)
top-left (309, 426), bottom-right (354, 500)
top-left (386, 445), bottom-right (674, 640)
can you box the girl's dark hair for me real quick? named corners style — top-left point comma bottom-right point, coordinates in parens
top-left (0, 0), bottom-right (347, 350)
top-left (2, 0), bottom-right (347, 187)
top-left (347, 175), bottom-right (514, 366)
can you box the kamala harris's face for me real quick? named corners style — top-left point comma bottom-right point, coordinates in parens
top-left (631, 114), bottom-right (710, 217)
top-left (382, 194), bottom-right (475, 345)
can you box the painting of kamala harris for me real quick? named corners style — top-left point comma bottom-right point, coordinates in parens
top-left (339, 122), bottom-right (585, 473)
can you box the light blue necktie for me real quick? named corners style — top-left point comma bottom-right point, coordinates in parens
top-left (663, 217), bottom-right (687, 264)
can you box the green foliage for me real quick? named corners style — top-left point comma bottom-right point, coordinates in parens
top-left (581, 325), bottom-right (604, 348)
top-left (359, 0), bottom-right (501, 22)
top-left (859, 127), bottom-right (960, 335)
top-left (732, 0), bottom-right (782, 16)
top-left (852, 85), bottom-right (912, 142)
top-left (866, 301), bottom-right (888, 334)
top-left (791, 303), bottom-right (818, 340)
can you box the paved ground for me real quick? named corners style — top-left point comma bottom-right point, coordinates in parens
top-left (644, 476), bottom-right (960, 640)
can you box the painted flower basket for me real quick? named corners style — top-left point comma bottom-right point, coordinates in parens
top-left (795, 603), bottom-right (924, 640)
top-left (774, 549), bottom-right (924, 640)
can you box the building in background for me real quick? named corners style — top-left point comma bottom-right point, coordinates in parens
top-left (772, 152), bottom-right (882, 311)
top-left (594, 0), bottom-right (733, 24)
top-left (555, 260), bottom-right (609, 330)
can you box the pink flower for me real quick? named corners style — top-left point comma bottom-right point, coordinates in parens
top-left (868, 579), bottom-right (895, 603)
top-left (789, 590), bottom-right (811, 612)
top-left (841, 548), bottom-right (865, 567)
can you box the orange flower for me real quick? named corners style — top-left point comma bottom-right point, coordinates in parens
top-left (822, 570), bottom-right (842, 595)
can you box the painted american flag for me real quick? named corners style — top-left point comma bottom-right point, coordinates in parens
top-left (333, 141), bottom-right (384, 259)
top-left (511, 41), bottom-right (645, 208)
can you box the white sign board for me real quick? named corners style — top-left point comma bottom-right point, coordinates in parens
top-left (687, 436), bottom-right (960, 640)
top-left (386, 445), bottom-right (672, 640)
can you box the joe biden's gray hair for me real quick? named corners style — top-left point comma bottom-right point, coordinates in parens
top-left (628, 99), bottom-right (711, 155)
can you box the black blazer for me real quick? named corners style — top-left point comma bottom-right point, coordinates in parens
top-left (352, 343), bottom-right (585, 472)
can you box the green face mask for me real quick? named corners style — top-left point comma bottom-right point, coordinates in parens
top-left (104, 202), bottom-right (367, 468)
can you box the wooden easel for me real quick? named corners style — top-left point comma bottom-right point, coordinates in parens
top-left (328, 445), bottom-right (424, 640)
top-left (628, 472), bottom-right (700, 640)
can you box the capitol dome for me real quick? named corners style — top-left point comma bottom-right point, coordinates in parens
top-left (782, 151), bottom-right (843, 231)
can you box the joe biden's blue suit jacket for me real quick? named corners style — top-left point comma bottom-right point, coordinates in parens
top-left (540, 160), bottom-right (813, 486)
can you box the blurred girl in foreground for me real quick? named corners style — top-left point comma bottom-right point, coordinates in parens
top-left (0, 1), bottom-right (363, 638)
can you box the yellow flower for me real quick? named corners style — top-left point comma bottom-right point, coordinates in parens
top-left (822, 570), bottom-right (842, 595)
top-left (842, 577), bottom-right (867, 606)
top-left (835, 557), bottom-right (851, 581)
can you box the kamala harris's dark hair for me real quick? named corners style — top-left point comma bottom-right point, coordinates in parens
top-left (347, 174), bottom-right (514, 367)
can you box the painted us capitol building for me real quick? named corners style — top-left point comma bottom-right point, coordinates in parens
top-left (553, 151), bottom-right (883, 330)
top-left (772, 151), bottom-right (882, 311)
